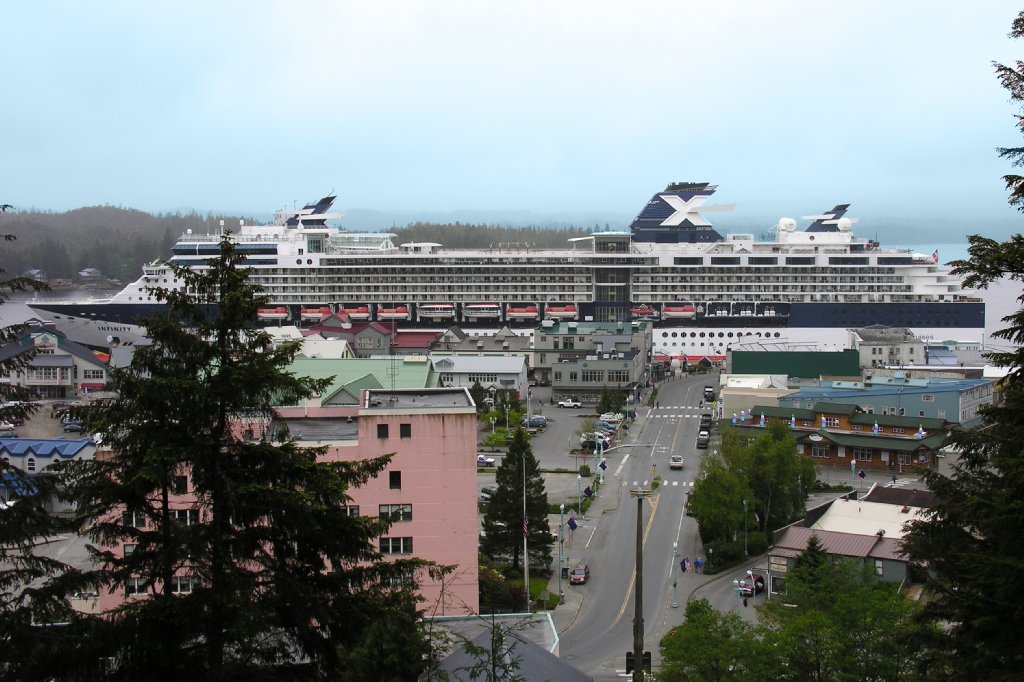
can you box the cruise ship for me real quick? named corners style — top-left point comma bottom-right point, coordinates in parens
top-left (29, 183), bottom-right (984, 356)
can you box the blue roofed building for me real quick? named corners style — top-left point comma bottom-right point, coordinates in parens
top-left (777, 373), bottom-right (993, 423)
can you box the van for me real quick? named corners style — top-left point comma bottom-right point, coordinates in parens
top-left (521, 415), bottom-right (548, 429)
top-left (696, 430), bottom-right (710, 448)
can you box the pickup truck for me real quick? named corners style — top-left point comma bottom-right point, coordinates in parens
top-left (669, 454), bottom-right (684, 470)
top-left (558, 398), bottom-right (582, 408)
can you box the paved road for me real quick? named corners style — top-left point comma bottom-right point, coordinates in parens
top-left (553, 372), bottom-right (718, 680)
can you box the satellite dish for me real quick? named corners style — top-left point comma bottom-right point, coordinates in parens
top-left (836, 217), bottom-right (852, 231)
top-left (777, 218), bottom-right (796, 232)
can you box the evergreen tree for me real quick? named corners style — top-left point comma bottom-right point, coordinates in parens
top-left (468, 380), bottom-right (487, 412)
top-left (901, 14), bottom-right (1024, 676)
top-left (0, 220), bottom-right (91, 680)
top-left (480, 430), bottom-right (552, 572)
top-left (61, 236), bottom-right (430, 680)
top-left (901, 232), bottom-right (1024, 678)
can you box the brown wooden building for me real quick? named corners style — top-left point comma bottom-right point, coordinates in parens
top-left (732, 402), bottom-right (953, 472)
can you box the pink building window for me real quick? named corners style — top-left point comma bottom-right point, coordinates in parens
top-left (389, 471), bottom-right (402, 489)
top-left (380, 537), bottom-right (413, 555)
top-left (125, 578), bottom-right (148, 596)
top-left (379, 504), bottom-right (413, 522)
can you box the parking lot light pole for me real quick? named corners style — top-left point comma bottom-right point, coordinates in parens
top-left (490, 416), bottom-right (496, 434)
top-left (504, 404), bottom-right (510, 430)
top-left (671, 541), bottom-right (678, 608)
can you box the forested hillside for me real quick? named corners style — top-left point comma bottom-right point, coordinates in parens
top-left (0, 207), bottom-right (593, 283)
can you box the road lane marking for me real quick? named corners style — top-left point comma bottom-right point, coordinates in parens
top-left (615, 453), bottom-right (631, 475)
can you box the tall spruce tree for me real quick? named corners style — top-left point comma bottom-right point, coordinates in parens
top-left (901, 12), bottom-right (1024, 677)
top-left (0, 215), bottom-right (93, 680)
top-left (480, 429), bottom-right (552, 574)
top-left (61, 236), bottom-right (430, 680)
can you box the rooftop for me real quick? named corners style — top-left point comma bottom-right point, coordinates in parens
top-left (364, 387), bottom-right (475, 410)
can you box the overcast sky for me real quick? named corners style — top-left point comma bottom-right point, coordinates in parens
top-left (3, 1), bottom-right (1024, 240)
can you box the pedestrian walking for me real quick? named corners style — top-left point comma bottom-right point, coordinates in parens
top-left (680, 557), bottom-right (688, 573)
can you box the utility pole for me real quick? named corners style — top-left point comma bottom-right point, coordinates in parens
top-left (630, 486), bottom-right (652, 682)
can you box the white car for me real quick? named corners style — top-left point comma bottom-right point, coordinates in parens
top-left (476, 455), bottom-right (496, 467)
top-left (670, 455), bottom-right (684, 470)
top-left (599, 412), bottom-right (624, 424)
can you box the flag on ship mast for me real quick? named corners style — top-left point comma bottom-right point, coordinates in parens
top-left (932, 250), bottom-right (938, 263)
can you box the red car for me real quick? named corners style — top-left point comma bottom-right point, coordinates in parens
top-left (569, 563), bottom-right (590, 585)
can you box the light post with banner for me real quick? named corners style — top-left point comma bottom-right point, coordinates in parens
top-left (558, 503), bottom-right (565, 600)
top-left (671, 541), bottom-right (679, 608)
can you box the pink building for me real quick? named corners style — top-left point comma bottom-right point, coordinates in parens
top-left (341, 387), bottom-right (479, 616)
top-left (98, 387), bottom-right (480, 617)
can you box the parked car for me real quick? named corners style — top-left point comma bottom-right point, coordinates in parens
top-left (703, 386), bottom-right (715, 401)
top-left (558, 398), bottom-right (582, 408)
top-left (477, 455), bottom-right (496, 468)
top-left (580, 435), bottom-right (611, 451)
top-left (479, 486), bottom-right (498, 501)
top-left (599, 412), bottom-right (624, 424)
top-left (594, 420), bottom-right (618, 431)
top-left (63, 422), bottom-right (84, 433)
top-left (0, 431), bottom-right (18, 439)
top-left (738, 574), bottom-right (766, 596)
top-left (696, 430), bottom-right (710, 449)
top-left (0, 421), bottom-right (15, 432)
top-left (569, 563), bottom-right (590, 585)
top-left (685, 491), bottom-right (694, 516)
top-left (699, 413), bottom-right (714, 429)
top-left (522, 416), bottom-right (548, 429)
top-left (669, 454), bottom-right (684, 470)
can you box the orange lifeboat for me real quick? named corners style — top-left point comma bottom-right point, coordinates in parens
top-left (377, 306), bottom-right (410, 321)
top-left (662, 305), bottom-right (696, 319)
top-left (630, 304), bottom-right (660, 319)
top-left (544, 304), bottom-right (578, 320)
top-left (341, 306), bottom-right (371, 321)
top-left (506, 304), bottom-right (539, 320)
top-left (299, 307), bottom-right (332, 321)
top-left (256, 306), bottom-right (288, 320)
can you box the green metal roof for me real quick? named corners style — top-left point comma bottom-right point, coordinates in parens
top-left (284, 357), bottom-right (439, 405)
top-left (730, 349), bottom-right (861, 379)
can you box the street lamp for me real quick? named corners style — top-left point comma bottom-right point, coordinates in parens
top-left (577, 474), bottom-right (583, 516)
top-left (504, 404), bottom-right (510, 430)
top-left (743, 498), bottom-right (748, 557)
top-left (558, 503), bottom-right (565, 600)
top-left (671, 541), bottom-right (678, 608)
top-left (490, 416), bottom-right (496, 434)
